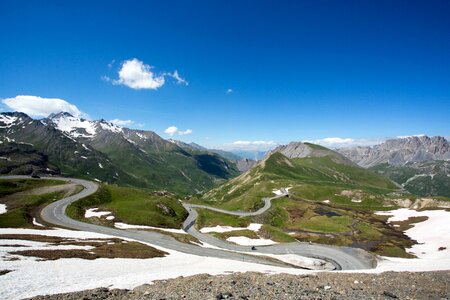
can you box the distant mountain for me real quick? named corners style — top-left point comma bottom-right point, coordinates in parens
top-left (236, 158), bottom-right (257, 172)
top-left (168, 139), bottom-right (242, 162)
top-left (337, 136), bottom-right (450, 197)
top-left (0, 112), bottom-right (239, 194)
top-left (338, 136), bottom-right (449, 168)
top-left (230, 150), bottom-right (267, 160)
top-left (271, 142), bottom-right (356, 166)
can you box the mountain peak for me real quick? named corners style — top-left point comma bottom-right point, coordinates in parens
top-left (338, 135), bottom-right (449, 168)
top-left (48, 111), bottom-right (75, 119)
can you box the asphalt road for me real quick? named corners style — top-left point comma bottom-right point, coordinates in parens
top-left (1, 175), bottom-right (376, 270)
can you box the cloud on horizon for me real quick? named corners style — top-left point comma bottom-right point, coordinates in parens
top-left (109, 119), bottom-right (134, 127)
top-left (303, 137), bottom-right (385, 148)
top-left (164, 126), bottom-right (193, 136)
top-left (1, 95), bottom-right (85, 118)
top-left (220, 140), bottom-right (278, 152)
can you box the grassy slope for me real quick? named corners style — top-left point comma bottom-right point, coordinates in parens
top-left (0, 178), bottom-right (79, 228)
top-left (200, 152), bottom-right (397, 210)
top-left (67, 184), bottom-right (188, 229)
top-left (196, 150), bottom-right (420, 257)
top-left (0, 178), bottom-right (64, 197)
top-left (370, 161), bottom-right (450, 198)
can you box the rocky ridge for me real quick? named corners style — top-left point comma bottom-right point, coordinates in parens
top-left (338, 135), bottom-right (449, 168)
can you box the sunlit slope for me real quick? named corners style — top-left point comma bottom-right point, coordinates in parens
top-left (201, 144), bottom-right (398, 210)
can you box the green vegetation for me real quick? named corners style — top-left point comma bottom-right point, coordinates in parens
top-left (212, 229), bottom-right (259, 240)
top-left (67, 184), bottom-right (188, 229)
top-left (0, 178), bottom-right (64, 197)
top-left (0, 191), bottom-right (69, 228)
top-left (195, 209), bottom-right (251, 228)
top-left (370, 161), bottom-right (450, 198)
top-left (196, 148), bottom-right (419, 257)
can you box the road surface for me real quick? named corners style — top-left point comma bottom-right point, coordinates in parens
top-left (1, 175), bottom-right (376, 270)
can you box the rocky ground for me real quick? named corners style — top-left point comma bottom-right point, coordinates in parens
top-left (29, 271), bottom-right (450, 300)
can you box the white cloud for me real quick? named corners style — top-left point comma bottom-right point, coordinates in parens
top-left (168, 70), bottom-right (188, 86)
top-left (109, 119), bottom-right (134, 127)
top-left (226, 88), bottom-right (233, 94)
top-left (108, 59), bottom-right (189, 90)
top-left (164, 126), bottom-right (192, 136)
top-left (396, 134), bottom-right (425, 139)
top-left (220, 140), bottom-right (278, 151)
top-left (303, 137), bottom-right (385, 148)
top-left (113, 58), bottom-right (165, 90)
top-left (2, 95), bottom-right (85, 118)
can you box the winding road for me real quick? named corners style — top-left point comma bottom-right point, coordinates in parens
top-left (1, 175), bottom-right (376, 270)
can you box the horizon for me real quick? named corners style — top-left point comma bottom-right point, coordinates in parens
top-left (2, 109), bottom-right (448, 154)
top-left (1, 1), bottom-right (449, 151)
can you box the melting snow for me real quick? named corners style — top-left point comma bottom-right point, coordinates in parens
top-left (114, 222), bottom-right (187, 234)
top-left (0, 114), bottom-right (18, 128)
top-left (0, 204), bottom-right (7, 214)
top-left (366, 208), bottom-right (450, 273)
top-left (51, 115), bottom-right (97, 138)
top-left (99, 122), bottom-right (122, 133)
top-left (0, 228), bottom-right (316, 300)
top-left (136, 132), bottom-right (147, 140)
top-left (226, 236), bottom-right (278, 246)
top-left (32, 218), bottom-right (45, 227)
top-left (200, 223), bottom-right (262, 233)
top-left (272, 187), bottom-right (291, 196)
top-left (85, 208), bottom-right (112, 218)
top-left (98, 163), bottom-right (103, 169)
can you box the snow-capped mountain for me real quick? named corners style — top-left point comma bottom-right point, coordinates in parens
top-left (0, 112), bottom-right (238, 194)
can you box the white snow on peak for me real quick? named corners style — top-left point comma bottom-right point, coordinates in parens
top-left (0, 114), bottom-right (19, 128)
top-left (51, 115), bottom-right (97, 138)
top-left (136, 132), bottom-right (147, 140)
top-left (99, 121), bottom-right (123, 133)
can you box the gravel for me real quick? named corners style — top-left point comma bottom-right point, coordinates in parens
top-left (29, 271), bottom-right (450, 300)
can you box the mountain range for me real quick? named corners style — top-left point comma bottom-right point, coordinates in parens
top-left (337, 136), bottom-right (449, 197)
top-left (0, 112), bottom-right (238, 194)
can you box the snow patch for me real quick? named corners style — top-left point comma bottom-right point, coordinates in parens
top-left (114, 222), bottom-right (187, 234)
top-left (200, 223), bottom-right (262, 233)
top-left (32, 218), bottom-right (45, 227)
top-left (98, 163), bottom-right (103, 169)
top-left (0, 228), bottom-right (315, 300)
top-left (51, 115), bottom-right (97, 138)
top-left (99, 121), bottom-right (123, 133)
top-left (375, 208), bottom-right (450, 259)
top-left (0, 114), bottom-right (18, 128)
top-left (272, 187), bottom-right (291, 196)
top-left (84, 208), bottom-right (112, 218)
top-left (0, 203), bottom-right (7, 214)
top-left (226, 236), bottom-right (278, 246)
top-left (322, 200), bottom-right (330, 204)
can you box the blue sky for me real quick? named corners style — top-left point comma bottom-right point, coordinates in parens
top-left (1, 0), bottom-right (449, 150)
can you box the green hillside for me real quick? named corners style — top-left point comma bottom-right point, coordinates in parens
top-left (200, 151), bottom-right (398, 211)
